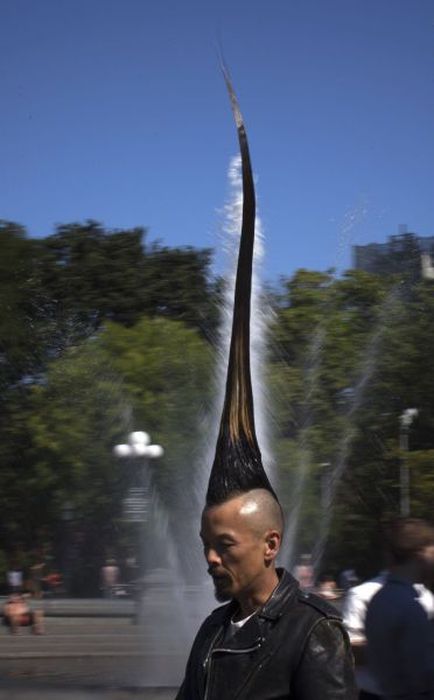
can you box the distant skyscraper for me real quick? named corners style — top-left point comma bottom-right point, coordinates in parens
top-left (353, 227), bottom-right (434, 280)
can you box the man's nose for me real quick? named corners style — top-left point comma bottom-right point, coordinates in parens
top-left (204, 547), bottom-right (221, 566)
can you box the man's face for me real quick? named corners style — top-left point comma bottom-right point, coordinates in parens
top-left (200, 497), bottom-right (269, 603)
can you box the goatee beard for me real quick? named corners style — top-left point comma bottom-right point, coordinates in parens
top-left (214, 587), bottom-right (231, 602)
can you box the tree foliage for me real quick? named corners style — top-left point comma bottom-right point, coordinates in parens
top-left (270, 269), bottom-right (434, 577)
top-left (0, 316), bottom-right (211, 592)
top-left (1, 219), bottom-right (434, 589)
top-left (0, 220), bottom-right (215, 391)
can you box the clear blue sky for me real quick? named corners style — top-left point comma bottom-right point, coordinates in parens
top-left (1, 0), bottom-right (433, 281)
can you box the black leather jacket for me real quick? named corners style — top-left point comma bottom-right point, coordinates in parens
top-left (176, 568), bottom-right (357, 700)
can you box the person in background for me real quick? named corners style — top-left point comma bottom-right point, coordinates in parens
top-left (317, 573), bottom-right (340, 601)
top-left (343, 570), bottom-right (389, 699)
top-left (6, 565), bottom-right (23, 594)
top-left (100, 558), bottom-right (120, 598)
top-left (365, 518), bottom-right (434, 700)
top-left (339, 568), bottom-right (359, 592)
top-left (294, 553), bottom-right (315, 592)
top-left (345, 570), bottom-right (434, 697)
top-left (3, 593), bottom-right (44, 634)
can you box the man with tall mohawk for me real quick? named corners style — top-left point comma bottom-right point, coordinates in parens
top-left (176, 69), bottom-right (356, 700)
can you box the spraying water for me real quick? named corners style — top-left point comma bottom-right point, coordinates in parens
top-left (281, 203), bottom-right (368, 568)
top-left (311, 282), bottom-right (403, 571)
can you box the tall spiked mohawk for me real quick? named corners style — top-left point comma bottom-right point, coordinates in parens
top-left (206, 68), bottom-right (278, 506)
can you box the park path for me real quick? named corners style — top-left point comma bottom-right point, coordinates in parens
top-left (0, 616), bottom-right (182, 699)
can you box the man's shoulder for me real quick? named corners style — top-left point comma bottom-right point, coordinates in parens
top-left (369, 578), bottom-right (415, 606)
top-left (294, 589), bottom-right (342, 621)
top-left (366, 578), bottom-right (426, 630)
top-left (271, 568), bottom-right (342, 622)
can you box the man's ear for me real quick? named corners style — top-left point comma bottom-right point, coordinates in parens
top-left (264, 529), bottom-right (281, 562)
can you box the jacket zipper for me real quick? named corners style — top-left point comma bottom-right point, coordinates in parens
top-left (211, 640), bottom-right (264, 654)
top-left (233, 651), bottom-right (272, 699)
top-left (203, 627), bottom-right (224, 700)
top-left (203, 638), bottom-right (265, 699)
top-left (203, 628), bottom-right (224, 672)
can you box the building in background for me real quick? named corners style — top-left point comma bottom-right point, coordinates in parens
top-left (353, 226), bottom-right (434, 281)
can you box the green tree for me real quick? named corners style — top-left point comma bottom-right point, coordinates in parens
top-left (269, 268), bottom-right (409, 574)
top-left (0, 221), bottom-right (48, 392)
top-left (39, 221), bottom-right (215, 336)
top-left (5, 316), bottom-right (212, 592)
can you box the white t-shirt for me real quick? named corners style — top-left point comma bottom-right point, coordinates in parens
top-left (220, 610), bottom-right (258, 644)
top-left (230, 611), bottom-right (256, 634)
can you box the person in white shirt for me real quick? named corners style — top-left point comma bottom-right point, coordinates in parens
top-left (343, 570), bottom-right (434, 699)
top-left (365, 518), bottom-right (434, 700)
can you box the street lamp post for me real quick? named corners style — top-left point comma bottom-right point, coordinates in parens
top-left (319, 462), bottom-right (332, 511)
top-left (399, 408), bottom-right (418, 517)
top-left (113, 431), bottom-right (164, 608)
top-left (61, 500), bottom-right (75, 596)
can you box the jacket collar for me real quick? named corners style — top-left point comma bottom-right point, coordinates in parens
top-left (225, 567), bottom-right (299, 622)
top-left (257, 568), bottom-right (299, 621)
top-left (212, 568), bottom-right (299, 651)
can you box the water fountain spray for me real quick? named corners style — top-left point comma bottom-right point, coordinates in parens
top-left (311, 282), bottom-right (403, 571)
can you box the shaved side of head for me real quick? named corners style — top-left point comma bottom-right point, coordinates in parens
top-left (237, 489), bottom-right (284, 538)
top-left (203, 488), bottom-right (284, 540)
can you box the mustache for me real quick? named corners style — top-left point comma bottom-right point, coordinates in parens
top-left (208, 567), bottom-right (227, 578)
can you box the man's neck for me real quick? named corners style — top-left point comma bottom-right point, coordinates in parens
top-left (235, 569), bottom-right (280, 619)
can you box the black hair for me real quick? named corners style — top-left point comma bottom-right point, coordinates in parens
top-left (206, 66), bottom-right (278, 508)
